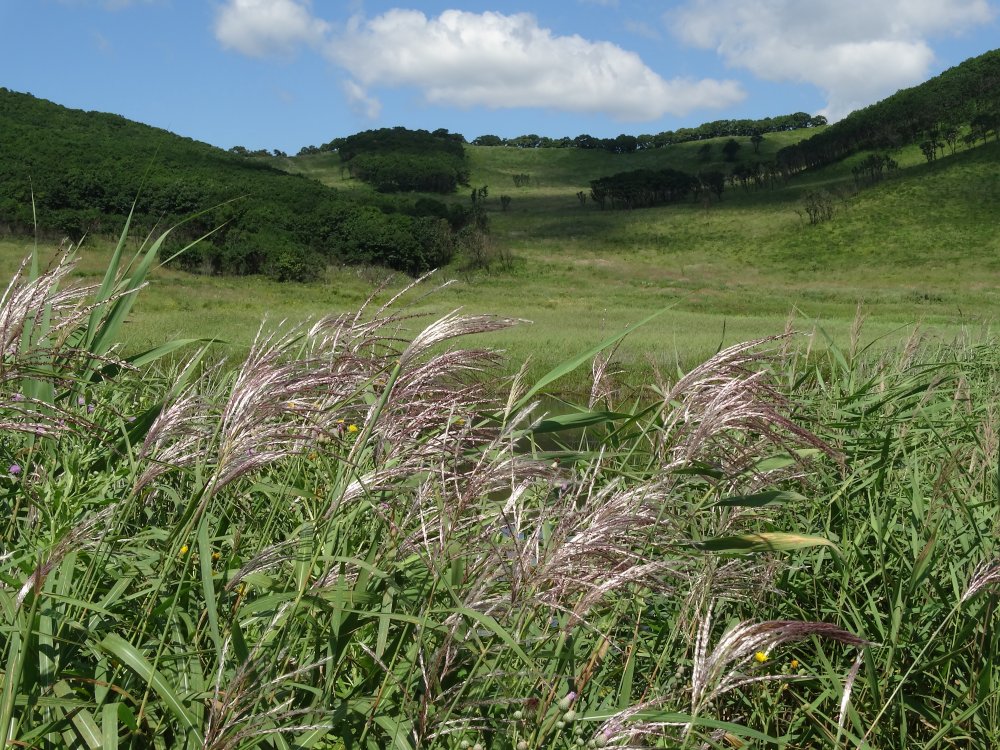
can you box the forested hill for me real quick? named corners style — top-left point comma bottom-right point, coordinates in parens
top-left (777, 48), bottom-right (1000, 172)
top-left (0, 89), bottom-right (461, 280)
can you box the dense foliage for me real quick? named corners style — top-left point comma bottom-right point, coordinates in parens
top-left (590, 168), bottom-right (700, 209)
top-left (307, 127), bottom-right (471, 194)
top-left (776, 49), bottom-right (1000, 172)
top-left (0, 90), bottom-right (460, 279)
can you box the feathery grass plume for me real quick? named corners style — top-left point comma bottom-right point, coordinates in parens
top-left (0, 246), bottom-right (90, 363)
top-left (224, 538), bottom-right (297, 593)
top-left (486, 469), bottom-right (688, 620)
top-left (13, 502), bottom-right (119, 610)
top-left (203, 617), bottom-right (333, 750)
top-left (133, 382), bottom-right (215, 493)
top-left (398, 309), bottom-right (520, 368)
top-left (589, 343), bottom-right (624, 409)
top-left (654, 337), bottom-right (837, 473)
top-left (210, 324), bottom-right (337, 492)
top-left (961, 558), bottom-right (1000, 602)
top-left (587, 698), bottom-right (689, 748)
top-left (837, 652), bottom-right (864, 737)
top-left (0, 394), bottom-right (82, 438)
top-left (690, 605), bottom-right (868, 721)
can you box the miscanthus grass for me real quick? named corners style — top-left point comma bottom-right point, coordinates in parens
top-left (1, 229), bottom-right (999, 748)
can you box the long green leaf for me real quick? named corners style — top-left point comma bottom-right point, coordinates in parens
top-left (514, 307), bottom-right (669, 410)
top-left (696, 531), bottom-right (840, 556)
top-left (97, 634), bottom-right (201, 739)
top-left (528, 410), bottom-right (632, 435)
top-left (51, 680), bottom-right (102, 750)
top-left (713, 490), bottom-right (807, 508)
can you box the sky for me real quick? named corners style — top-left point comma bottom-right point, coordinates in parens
top-left (1, 1), bottom-right (997, 153)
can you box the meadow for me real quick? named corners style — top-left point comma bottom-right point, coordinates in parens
top-left (5, 131), bottom-right (996, 394)
top-left (2, 218), bottom-right (1000, 748)
top-left (2, 128), bottom-right (1000, 747)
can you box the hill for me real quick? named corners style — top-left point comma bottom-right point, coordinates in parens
top-left (280, 113), bottom-right (999, 380)
top-left (777, 48), bottom-right (1000, 171)
top-left (0, 89), bottom-right (460, 279)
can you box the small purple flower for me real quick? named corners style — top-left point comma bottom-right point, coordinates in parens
top-left (11, 393), bottom-right (24, 402)
top-left (8, 463), bottom-right (22, 476)
top-left (87, 404), bottom-right (95, 414)
top-left (77, 396), bottom-right (86, 406)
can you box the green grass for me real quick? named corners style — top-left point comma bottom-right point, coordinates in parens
top-left (4, 134), bottom-right (997, 393)
top-left (127, 137), bottom-right (1000, 390)
top-left (3, 235), bottom-right (1000, 747)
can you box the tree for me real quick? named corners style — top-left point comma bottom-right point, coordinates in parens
top-left (801, 190), bottom-right (835, 225)
top-left (750, 132), bottom-right (764, 154)
top-left (722, 138), bottom-right (742, 162)
top-left (697, 143), bottom-right (712, 162)
top-left (699, 171), bottom-right (726, 201)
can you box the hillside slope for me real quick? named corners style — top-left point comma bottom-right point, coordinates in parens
top-left (0, 89), bottom-right (458, 279)
top-left (777, 48), bottom-right (1000, 170)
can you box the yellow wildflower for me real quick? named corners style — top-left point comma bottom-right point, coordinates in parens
top-left (179, 544), bottom-right (189, 556)
top-left (789, 659), bottom-right (799, 670)
top-left (754, 651), bottom-right (768, 664)
top-left (347, 424), bottom-right (359, 433)
top-left (212, 551), bottom-right (221, 562)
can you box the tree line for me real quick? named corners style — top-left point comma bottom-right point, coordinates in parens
top-left (590, 168), bottom-right (729, 209)
top-left (467, 112), bottom-right (826, 153)
top-left (296, 113), bottom-right (826, 159)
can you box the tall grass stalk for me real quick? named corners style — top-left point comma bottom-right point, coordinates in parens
top-left (1, 234), bottom-right (999, 747)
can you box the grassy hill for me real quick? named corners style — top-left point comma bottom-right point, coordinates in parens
top-left (1, 121), bottom-right (994, 387)
top-left (274, 128), bottom-right (999, 388)
top-left (2, 50), bottom-right (999, 386)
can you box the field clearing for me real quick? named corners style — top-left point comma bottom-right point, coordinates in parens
top-left (4, 136), bottom-right (997, 393)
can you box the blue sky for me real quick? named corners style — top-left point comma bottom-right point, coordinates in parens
top-left (2, 1), bottom-right (997, 153)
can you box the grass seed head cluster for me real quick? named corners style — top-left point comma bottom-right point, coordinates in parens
top-left (1, 228), bottom-right (1000, 748)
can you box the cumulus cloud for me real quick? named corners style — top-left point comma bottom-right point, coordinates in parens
top-left (325, 9), bottom-right (744, 121)
top-left (624, 19), bottom-right (662, 40)
top-left (343, 79), bottom-right (382, 119)
top-left (668, 0), bottom-right (995, 120)
top-left (214, 0), bottom-right (330, 58)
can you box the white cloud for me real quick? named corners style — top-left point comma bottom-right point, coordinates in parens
top-left (343, 79), bottom-right (382, 119)
top-left (624, 19), bottom-right (661, 41)
top-left (93, 30), bottom-right (112, 54)
top-left (325, 9), bottom-right (744, 121)
top-left (214, 0), bottom-right (330, 58)
top-left (668, 0), bottom-right (995, 120)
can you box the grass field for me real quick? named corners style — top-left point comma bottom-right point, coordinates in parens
top-left (3, 229), bottom-right (1000, 747)
top-left (3, 134), bottom-right (997, 395)
top-left (4, 131), bottom-right (1000, 748)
